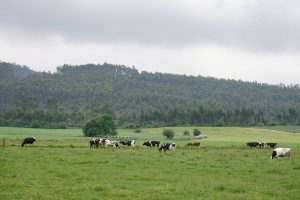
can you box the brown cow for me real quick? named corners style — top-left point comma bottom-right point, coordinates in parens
top-left (185, 142), bottom-right (200, 148)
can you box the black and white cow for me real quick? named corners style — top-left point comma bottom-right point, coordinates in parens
top-left (266, 143), bottom-right (277, 149)
top-left (89, 138), bottom-right (103, 148)
top-left (159, 143), bottom-right (176, 152)
top-left (270, 148), bottom-right (292, 159)
top-left (246, 142), bottom-right (260, 148)
top-left (120, 140), bottom-right (135, 149)
top-left (21, 137), bottom-right (36, 147)
top-left (103, 139), bottom-right (119, 149)
top-left (143, 140), bottom-right (160, 147)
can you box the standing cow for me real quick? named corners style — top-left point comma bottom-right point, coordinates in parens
top-left (21, 137), bottom-right (36, 147)
top-left (270, 148), bottom-right (292, 159)
top-left (159, 143), bottom-right (176, 152)
top-left (120, 140), bottom-right (135, 149)
top-left (143, 140), bottom-right (160, 147)
top-left (89, 139), bottom-right (103, 148)
top-left (185, 142), bottom-right (200, 148)
top-left (246, 142), bottom-right (260, 148)
top-left (103, 139), bottom-right (119, 150)
top-left (266, 143), bottom-right (277, 149)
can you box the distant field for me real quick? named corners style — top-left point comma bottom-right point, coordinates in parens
top-left (1, 126), bottom-right (300, 199)
top-left (261, 126), bottom-right (300, 134)
top-left (1, 126), bottom-right (300, 147)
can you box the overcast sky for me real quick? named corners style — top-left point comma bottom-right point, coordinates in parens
top-left (1, 0), bottom-right (300, 85)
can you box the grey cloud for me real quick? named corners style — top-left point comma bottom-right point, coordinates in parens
top-left (1, 0), bottom-right (300, 52)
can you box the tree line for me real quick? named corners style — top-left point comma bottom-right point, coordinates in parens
top-left (0, 62), bottom-right (300, 128)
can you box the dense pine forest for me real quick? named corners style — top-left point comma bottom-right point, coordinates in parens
top-left (0, 61), bottom-right (299, 128)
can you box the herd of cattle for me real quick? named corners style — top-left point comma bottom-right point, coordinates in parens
top-left (88, 138), bottom-right (177, 152)
top-left (246, 142), bottom-right (277, 149)
top-left (246, 141), bottom-right (292, 159)
top-left (20, 137), bottom-right (292, 159)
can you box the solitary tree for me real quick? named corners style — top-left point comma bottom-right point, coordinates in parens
top-left (162, 129), bottom-right (175, 139)
top-left (193, 129), bottom-right (201, 136)
top-left (83, 114), bottom-right (117, 137)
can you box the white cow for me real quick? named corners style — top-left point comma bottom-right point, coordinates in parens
top-left (103, 139), bottom-right (119, 149)
top-left (270, 148), bottom-right (292, 159)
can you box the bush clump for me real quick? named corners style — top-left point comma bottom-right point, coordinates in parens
top-left (162, 129), bottom-right (175, 139)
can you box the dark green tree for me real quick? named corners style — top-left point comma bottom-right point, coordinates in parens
top-left (193, 129), bottom-right (201, 136)
top-left (162, 129), bottom-right (175, 139)
top-left (82, 114), bottom-right (117, 137)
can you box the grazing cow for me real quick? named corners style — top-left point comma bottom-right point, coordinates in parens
top-left (270, 148), bottom-right (292, 159)
top-left (103, 139), bottom-right (119, 149)
top-left (159, 143), bottom-right (176, 152)
top-left (266, 143), bottom-right (277, 149)
top-left (246, 142), bottom-right (260, 148)
top-left (21, 137), bottom-right (36, 147)
top-left (89, 139), bottom-right (103, 148)
top-left (143, 140), bottom-right (160, 147)
top-left (120, 140), bottom-right (135, 149)
top-left (185, 142), bottom-right (200, 148)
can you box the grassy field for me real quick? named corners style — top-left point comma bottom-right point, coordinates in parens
top-left (0, 126), bottom-right (300, 199)
top-left (262, 126), bottom-right (300, 133)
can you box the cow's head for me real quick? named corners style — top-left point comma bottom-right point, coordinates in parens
top-left (270, 150), bottom-right (277, 159)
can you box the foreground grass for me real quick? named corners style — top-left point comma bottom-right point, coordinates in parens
top-left (0, 126), bottom-right (300, 199)
top-left (1, 147), bottom-right (300, 200)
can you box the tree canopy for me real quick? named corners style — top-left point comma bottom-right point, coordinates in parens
top-left (0, 62), bottom-right (300, 128)
top-left (82, 114), bottom-right (117, 137)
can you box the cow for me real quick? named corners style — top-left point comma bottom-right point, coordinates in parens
top-left (159, 143), bottom-right (176, 152)
top-left (266, 143), bottom-right (277, 149)
top-left (185, 142), bottom-right (200, 148)
top-left (246, 142), bottom-right (260, 148)
top-left (143, 140), bottom-right (160, 147)
top-left (89, 139), bottom-right (103, 148)
top-left (120, 140), bottom-right (135, 149)
top-left (21, 137), bottom-right (36, 147)
top-left (103, 139), bottom-right (119, 149)
top-left (270, 148), bottom-right (292, 159)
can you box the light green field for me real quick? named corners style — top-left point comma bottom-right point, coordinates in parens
top-left (262, 126), bottom-right (300, 133)
top-left (0, 127), bottom-right (300, 199)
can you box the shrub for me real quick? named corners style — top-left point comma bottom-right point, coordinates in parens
top-left (183, 130), bottom-right (190, 136)
top-left (193, 129), bottom-right (201, 136)
top-left (134, 129), bottom-right (142, 133)
top-left (162, 129), bottom-right (175, 139)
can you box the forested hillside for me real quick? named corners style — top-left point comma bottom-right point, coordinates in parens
top-left (0, 61), bottom-right (36, 80)
top-left (0, 62), bottom-right (300, 128)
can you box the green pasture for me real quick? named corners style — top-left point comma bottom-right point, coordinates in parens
top-left (0, 126), bottom-right (300, 199)
top-left (262, 126), bottom-right (300, 133)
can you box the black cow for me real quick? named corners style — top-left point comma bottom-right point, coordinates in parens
top-left (21, 137), bottom-right (36, 147)
top-left (159, 143), bottom-right (176, 152)
top-left (246, 142), bottom-right (260, 148)
top-left (266, 143), bottom-right (277, 149)
top-left (120, 140), bottom-right (135, 149)
top-left (143, 140), bottom-right (160, 147)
